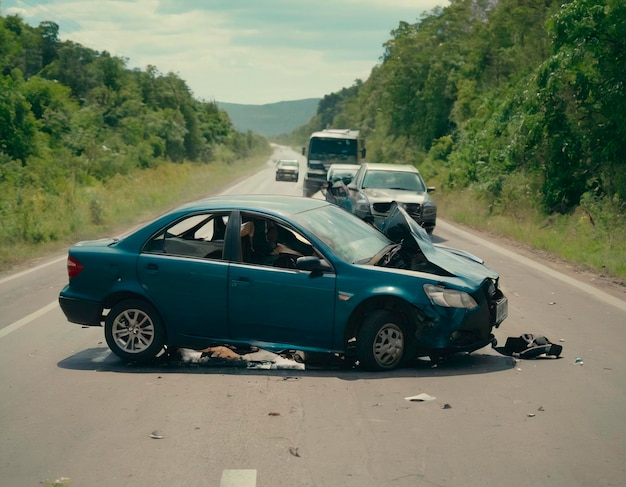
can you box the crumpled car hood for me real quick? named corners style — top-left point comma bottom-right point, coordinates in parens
top-left (379, 204), bottom-right (498, 282)
top-left (362, 188), bottom-right (428, 203)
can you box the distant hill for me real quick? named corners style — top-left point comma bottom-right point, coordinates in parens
top-left (218, 98), bottom-right (320, 137)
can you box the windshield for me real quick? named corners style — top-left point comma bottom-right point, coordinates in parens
top-left (296, 205), bottom-right (390, 263)
top-left (362, 170), bottom-right (426, 191)
top-left (309, 137), bottom-right (357, 161)
top-left (279, 160), bottom-right (298, 167)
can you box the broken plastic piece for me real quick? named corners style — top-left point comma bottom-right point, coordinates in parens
top-left (405, 393), bottom-right (436, 402)
top-left (500, 334), bottom-right (563, 359)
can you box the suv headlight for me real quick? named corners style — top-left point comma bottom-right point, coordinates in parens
top-left (355, 193), bottom-right (371, 214)
top-left (423, 284), bottom-right (477, 309)
top-left (421, 203), bottom-right (437, 218)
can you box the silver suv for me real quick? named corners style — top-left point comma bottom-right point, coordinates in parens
top-left (327, 162), bottom-right (437, 234)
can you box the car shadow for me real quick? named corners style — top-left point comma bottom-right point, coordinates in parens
top-left (57, 346), bottom-right (517, 379)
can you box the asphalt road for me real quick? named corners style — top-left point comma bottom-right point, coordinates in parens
top-left (1, 146), bottom-right (625, 487)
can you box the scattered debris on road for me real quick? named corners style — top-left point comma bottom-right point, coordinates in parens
top-left (495, 334), bottom-right (563, 359)
top-left (175, 346), bottom-right (305, 370)
top-left (405, 393), bottom-right (436, 402)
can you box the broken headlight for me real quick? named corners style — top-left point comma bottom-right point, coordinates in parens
top-left (423, 284), bottom-right (478, 309)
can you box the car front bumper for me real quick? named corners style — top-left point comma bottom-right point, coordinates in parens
top-left (414, 289), bottom-right (507, 357)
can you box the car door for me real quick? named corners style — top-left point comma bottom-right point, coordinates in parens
top-left (137, 212), bottom-right (231, 340)
top-left (228, 213), bottom-right (337, 349)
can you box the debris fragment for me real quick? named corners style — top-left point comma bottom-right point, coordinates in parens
top-left (405, 393), bottom-right (436, 402)
top-left (527, 413), bottom-right (536, 417)
top-left (244, 350), bottom-right (305, 370)
top-left (574, 357), bottom-right (584, 365)
top-left (442, 403), bottom-right (452, 409)
top-left (498, 334), bottom-right (563, 359)
top-left (150, 431), bottom-right (164, 439)
top-left (176, 347), bottom-right (305, 369)
top-left (200, 346), bottom-right (243, 359)
top-left (179, 349), bottom-right (203, 363)
top-left (289, 447), bottom-right (301, 457)
top-left (538, 406), bottom-right (545, 411)
top-left (268, 412), bottom-right (280, 416)
top-left (43, 477), bottom-right (71, 486)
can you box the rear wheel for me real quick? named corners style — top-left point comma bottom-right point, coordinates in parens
top-left (356, 310), bottom-right (407, 371)
top-left (105, 299), bottom-right (165, 363)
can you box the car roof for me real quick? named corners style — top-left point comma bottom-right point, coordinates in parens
top-left (176, 194), bottom-right (328, 216)
top-left (361, 163), bottom-right (419, 173)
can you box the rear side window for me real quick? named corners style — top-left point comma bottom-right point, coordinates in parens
top-left (143, 212), bottom-right (230, 260)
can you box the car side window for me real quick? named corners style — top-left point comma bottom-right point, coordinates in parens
top-left (143, 212), bottom-right (230, 260)
top-left (239, 214), bottom-right (318, 268)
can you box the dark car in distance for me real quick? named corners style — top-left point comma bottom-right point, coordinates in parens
top-left (328, 162), bottom-right (437, 234)
top-left (58, 194), bottom-right (507, 371)
top-left (275, 159), bottom-right (299, 181)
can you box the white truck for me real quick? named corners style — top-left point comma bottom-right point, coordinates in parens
top-left (301, 129), bottom-right (366, 197)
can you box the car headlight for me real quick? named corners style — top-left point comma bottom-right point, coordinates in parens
top-left (423, 284), bottom-right (477, 309)
top-left (421, 204), bottom-right (437, 218)
top-left (355, 193), bottom-right (371, 213)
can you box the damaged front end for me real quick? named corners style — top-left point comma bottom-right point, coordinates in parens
top-left (376, 203), bottom-right (508, 357)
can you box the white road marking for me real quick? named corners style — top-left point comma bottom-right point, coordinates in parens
top-left (220, 469), bottom-right (257, 487)
top-left (0, 256), bottom-right (66, 285)
top-left (437, 219), bottom-right (626, 313)
top-left (0, 301), bottom-right (59, 339)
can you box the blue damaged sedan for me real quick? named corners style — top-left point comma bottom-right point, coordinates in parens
top-left (58, 195), bottom-right (507, 371)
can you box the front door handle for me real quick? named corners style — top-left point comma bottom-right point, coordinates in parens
top-left (231, 276), bottom-right (251, 287)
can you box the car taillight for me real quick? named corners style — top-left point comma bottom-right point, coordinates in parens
top-left (67, 255), bottom-right (84, 279)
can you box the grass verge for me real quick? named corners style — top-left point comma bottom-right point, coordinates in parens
top-left (0, 154), bottom-right (268, 274)
top-left (436, 189), bottom-right (626, 281)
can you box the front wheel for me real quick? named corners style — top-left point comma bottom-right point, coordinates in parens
top-left (356, 310), bottom-right (407, 371)
top-left (105, 299), bottom-right (166, 363)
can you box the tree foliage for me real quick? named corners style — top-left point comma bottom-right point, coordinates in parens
top-left (0, 13), bottom-right (268, 247)
top-left (297, 0), bottom-right (624, 217)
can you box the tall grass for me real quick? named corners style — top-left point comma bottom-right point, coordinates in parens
top-left (435, 187), bottom-right (626, 279)
top-left (0, 154), bottom-right (268, 273)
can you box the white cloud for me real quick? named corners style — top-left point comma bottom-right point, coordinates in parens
top-left (4, 0), bottom-right (449, 104)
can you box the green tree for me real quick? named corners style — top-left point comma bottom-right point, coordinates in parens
top-left (0, 72), bottom-right (37, 163)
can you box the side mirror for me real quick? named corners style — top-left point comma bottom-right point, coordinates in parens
top-left (296, 256), bottom-right (332, 274)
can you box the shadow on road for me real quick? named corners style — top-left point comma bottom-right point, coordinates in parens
top-left (57, 346), bottom-right (516, 380)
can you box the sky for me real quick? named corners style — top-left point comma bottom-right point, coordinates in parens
top-left (3, 0), bottom-right (448, 105)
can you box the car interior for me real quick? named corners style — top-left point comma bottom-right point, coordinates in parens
top-left (240, 215), bottom-right (316, 268)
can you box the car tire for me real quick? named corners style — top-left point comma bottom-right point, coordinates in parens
top-left (105, 299), bottom-right (166, 363)
top-left (356, 310), bottom-right (407, 371)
